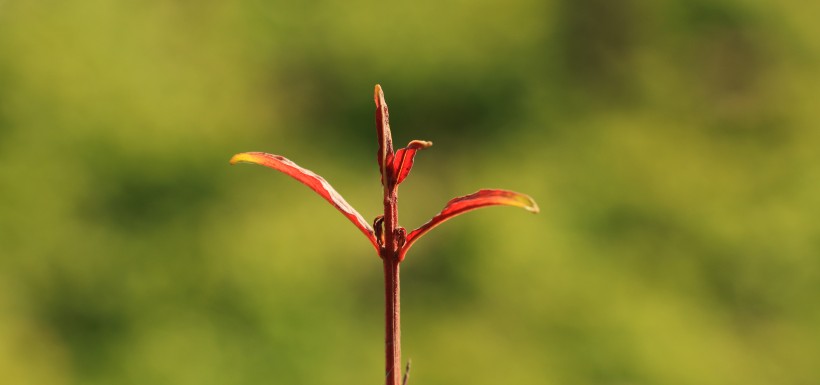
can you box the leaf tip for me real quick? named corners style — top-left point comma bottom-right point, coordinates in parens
top-left (229, 152), bottom-right (251, 165)
top-left (526, 199), bottom-right (540, 214)
top-left (515, 193), bottom-right (540, 214)
top-left (230, 152), bottom-right (277, 167)
top-left (374, 84), bottom-right (385, 106)
top-left (408, 140), bottom-right (433, 149)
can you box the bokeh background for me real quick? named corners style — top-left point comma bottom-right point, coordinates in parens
top-left (1, 0), bottom-right (819, 384)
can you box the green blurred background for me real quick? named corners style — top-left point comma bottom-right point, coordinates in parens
top-left (1, 0), bottom-right (819, 384)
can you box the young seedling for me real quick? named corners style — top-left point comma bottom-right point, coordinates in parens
top-left (230, 85), bottom-right (538, 385)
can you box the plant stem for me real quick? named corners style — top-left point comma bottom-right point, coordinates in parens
top-left (383, 256), bottom-right (401, 385)
top-left (382, 177), bottom-right (401, 385)
top-left (377, 83), bottom-right (402, 385)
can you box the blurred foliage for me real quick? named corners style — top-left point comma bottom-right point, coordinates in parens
top-left (1, 0), bottom-right (819, 384)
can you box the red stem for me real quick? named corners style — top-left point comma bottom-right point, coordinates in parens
top-left (382, 182), bottom-right (401, 385)
top-left (383, 254), bottom-right (401, 385)
top-left (376, 84), bottom-right (402, 385)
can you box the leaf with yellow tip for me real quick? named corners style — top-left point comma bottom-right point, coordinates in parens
top-left (399, 189), bottom-right (539, 260)
top-left (230, 152), bottom-right (379, 251)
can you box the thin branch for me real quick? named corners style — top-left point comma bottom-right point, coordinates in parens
top-left (402, 360), bottom-right (411, 385)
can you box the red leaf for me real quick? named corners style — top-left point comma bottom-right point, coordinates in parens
top-left (399, 189), bottom-right (539, 260)
top-left (390, 140), bottom-right (433, 187)
top-left (374, 84), bottom-right (394, 186)
top-left (230, 152), bottom-right (379, 252)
